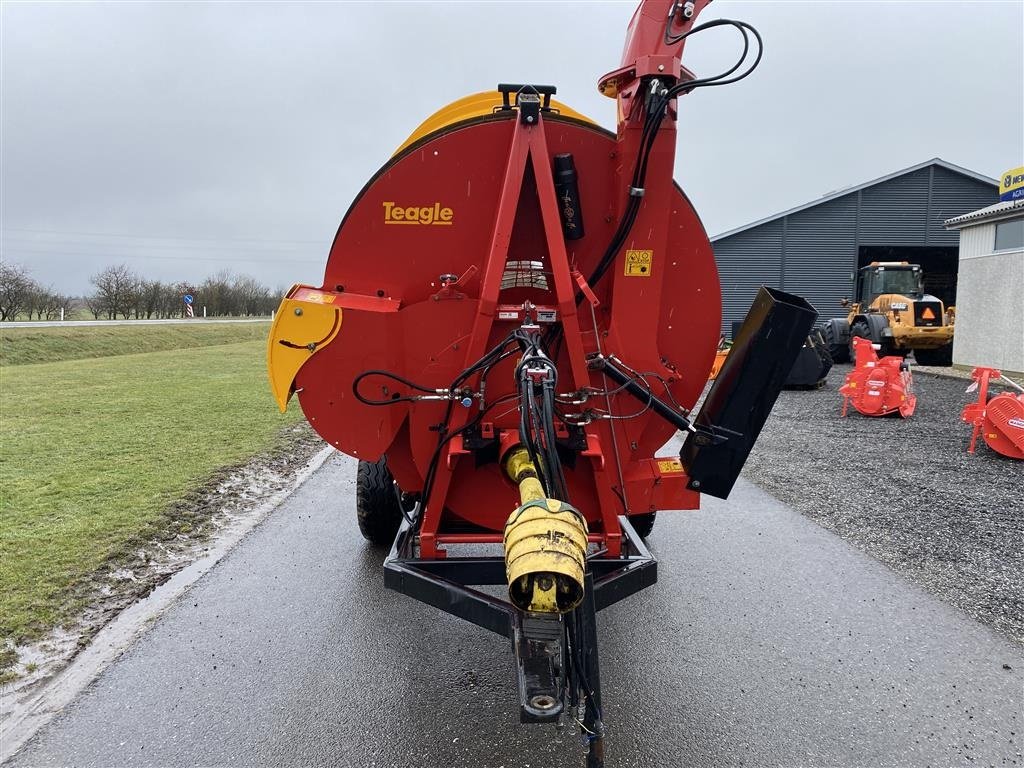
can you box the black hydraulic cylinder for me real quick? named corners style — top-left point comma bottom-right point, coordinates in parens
top-left (680, 286), bottom-right (818, 499)
top-left (553, 154), bottom-right (585, 240)
top-left (594, 356), bottom-right (689, 430)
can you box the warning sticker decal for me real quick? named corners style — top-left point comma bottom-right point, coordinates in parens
top-left (624, 250), bottom-right (653, 277)
top-left (302, 291), bottom-right (336, 304)
top-left (657, 458), bottom-right (683, 473)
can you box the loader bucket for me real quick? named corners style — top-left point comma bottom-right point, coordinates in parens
top-left (681, 286), bottom-right (817, 499)
top-left (784, 330), bottom-right (833, 389)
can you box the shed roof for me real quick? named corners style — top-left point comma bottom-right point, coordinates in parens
top-left (944, 199), bottom-right (1024, 229)
top-left (711, 158), bottom-right (998, 241)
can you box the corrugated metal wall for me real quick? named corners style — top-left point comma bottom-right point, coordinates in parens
top-left (928, 166), bottom-right (996, 244)
top-left (711, 163), bottom-right (998, 332)
top-left (715, 219), bottom-right (783, 332)
top-left (782, 195), bottom-right (857, 318)
top-left (957, 221), bottom-right (995, 259)
top-left (858, 168), bottom-right (931, 244)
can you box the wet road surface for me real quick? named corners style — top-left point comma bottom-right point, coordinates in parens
top-left (8, 453), bottom-right (1022, 767)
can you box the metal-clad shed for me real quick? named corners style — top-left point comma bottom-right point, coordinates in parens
top-left (944, 200), bottom-right (1024, 375)
top-left (712, 159), bottom-right (998, 333)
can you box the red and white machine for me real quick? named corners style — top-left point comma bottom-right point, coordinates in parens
top-left (961, 367), bottom-right (1024, 459)
top-left (839, 337), bottom-right (917, 418)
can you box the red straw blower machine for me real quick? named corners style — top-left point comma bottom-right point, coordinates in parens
top-left (267, 1), bottom-right (816, 762)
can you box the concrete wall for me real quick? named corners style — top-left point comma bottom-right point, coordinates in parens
top-left (953, 219), bottom-right (1024, 375)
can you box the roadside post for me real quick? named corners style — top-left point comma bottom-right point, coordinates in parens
top-left (183, 293), bottom-right (194, 318)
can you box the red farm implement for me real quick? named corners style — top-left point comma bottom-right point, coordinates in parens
top-left (265, 2), bottom-right (817, 762)
top-left (839, 337), bottom-right (917, 418)
top-left (961, 367), bottom-right (1024, 460)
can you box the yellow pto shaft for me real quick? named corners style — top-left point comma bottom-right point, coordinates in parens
top-left (502, 448), bottom-right (588, 614)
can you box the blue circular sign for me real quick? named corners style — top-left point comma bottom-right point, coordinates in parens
top-left (183, 294), bottom-right (194, 304)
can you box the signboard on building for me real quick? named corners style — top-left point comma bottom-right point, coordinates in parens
top-left (1000, 166), bottom-right (1024, 202)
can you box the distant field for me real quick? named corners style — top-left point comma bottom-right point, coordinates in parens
top-left (0, 325), bottom-right (304, 673)
top-left (1, 322), bottom-right (270, 366)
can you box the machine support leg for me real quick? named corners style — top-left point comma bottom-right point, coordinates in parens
top-left (968, 424), bottom-right (980, 454)
top-left (577, 572), bottom-right (605, 767)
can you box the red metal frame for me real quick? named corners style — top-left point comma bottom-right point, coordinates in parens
top-left (599, 0), bottom-right (713, 99)
top-left (419, 113), bottom-right (620, 558)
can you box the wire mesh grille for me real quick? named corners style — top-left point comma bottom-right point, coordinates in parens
top-left (500, 260), bottom-right (550, 291)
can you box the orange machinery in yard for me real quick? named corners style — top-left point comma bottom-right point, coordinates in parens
top-left (961, 367), bottom-right (1024, 459)
top-left (265, 2), bottom-right (817, 762)
top-left (840, 337), bottom-right (917, 418)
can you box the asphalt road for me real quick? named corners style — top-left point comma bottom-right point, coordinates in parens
top-left (8, 453), bottom-right (1022, 768)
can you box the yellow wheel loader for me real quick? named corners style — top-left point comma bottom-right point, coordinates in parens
top-left (821, 262), bottom-right (955, 366)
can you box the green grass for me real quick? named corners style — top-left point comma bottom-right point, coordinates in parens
top-left (1, 322), bottom-right (270, 366)
top-left (0, 336), bottom-right (302, 651)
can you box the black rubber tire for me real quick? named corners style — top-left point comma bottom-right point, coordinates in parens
top-left (822, 322), bottom-right (849, 364)
top-left (629, 512), bottom-right (656, 539)
top-left (356, 457), bottom-right (403, 546)
top-left (914, 344), bottom-right (953, 366)
top-left (849, 320), bottom-right (872, 360)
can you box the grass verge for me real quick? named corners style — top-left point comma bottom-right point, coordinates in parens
top-left (0, 337), bottom-right (304, 670)
top-left (1, 322), bottom-right (270, 366)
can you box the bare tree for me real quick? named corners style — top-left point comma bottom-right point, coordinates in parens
top-left (124, 279), bottom-right (142, 319)
top-left (160, 281), bottom-right (194, 318)
top-left (19, 284), bottom-right (66, 321)
top-left (24, 285), bottom-right (46, 320)
top-left (43, 293), bottom-right (74, 321)
top-left (0, 263), bottom-right (37, 321)
top-left (71, 268), bottom-right (280, 321)
top-left (157, 283), bottom-right (178, 319)
top-left (90, 264), bottom-right (138, 320)
top-left (198, 270), bottom-right (236, 317)
top-left (136, 280), bottom-right (163, 319)
top-left (232, 274), bottom-right (273, 316)
top-left (84, 293), bottom-right (105, 320)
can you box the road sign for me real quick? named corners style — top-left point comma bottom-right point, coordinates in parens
top-left (183, 294), bottom-right (194, 305)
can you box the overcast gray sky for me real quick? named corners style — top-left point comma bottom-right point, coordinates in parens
top-left (2, 0), bottom-right (1022, 296)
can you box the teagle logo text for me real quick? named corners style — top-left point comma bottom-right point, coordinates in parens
top-left (382, 202), bottom-right (453, 226)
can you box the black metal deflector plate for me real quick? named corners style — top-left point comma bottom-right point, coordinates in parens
top-left (681, 286), bottom-right (817, 499)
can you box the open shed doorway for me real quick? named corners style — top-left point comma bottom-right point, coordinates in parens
top-left (857, 246), bottom-right (960, 306)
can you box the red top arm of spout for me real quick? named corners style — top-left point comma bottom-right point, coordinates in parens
top-left (598, 0), bottom-right (713, 123)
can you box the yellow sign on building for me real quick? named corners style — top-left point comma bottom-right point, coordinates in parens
top-left (1000, 166), bottom-right (1024, 202)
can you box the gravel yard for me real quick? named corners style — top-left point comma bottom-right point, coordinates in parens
top-left (743, 364), bottom-right (1023, 644)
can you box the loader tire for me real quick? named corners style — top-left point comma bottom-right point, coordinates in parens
top-left (914, 344), bottom-right (953, 367)
top-left (629, 512), bottom-right (656, 539)
top-left (822, 322), bottom-right (849, 363)
top-left (356, 457), bottom-right (403, 546)
top-left (849, 320), bottom-right (872, 360)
